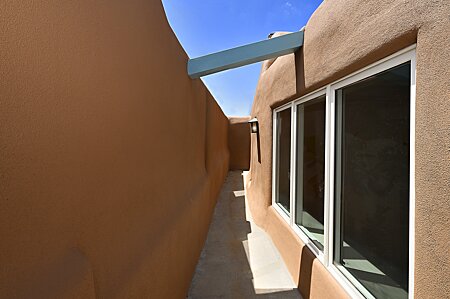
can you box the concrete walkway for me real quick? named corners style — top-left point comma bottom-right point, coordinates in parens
top-left (188, 171), bottom-right (301, 299)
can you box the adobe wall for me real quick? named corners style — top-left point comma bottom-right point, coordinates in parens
top-left (0, 1), bottom-right (229, 298)
top-left (228, 117), bottom-right (251, 171)
top-left (246, 0), bottom-right (450, 298)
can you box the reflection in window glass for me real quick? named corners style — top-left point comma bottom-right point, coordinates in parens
top-left (334, 63), bottom-right (411, 299)
top-left (295, 96), bottom-right (326, 251)
top-left (275, 108), bottom-right (291, 213)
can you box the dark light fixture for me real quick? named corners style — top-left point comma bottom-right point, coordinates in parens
top-left (248, 117), bottom-right (261, 163)
top-left (248, 118), bottom-right (259, 134)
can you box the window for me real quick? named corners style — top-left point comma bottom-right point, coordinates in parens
top-left (295, 95), bottom-right (326, 251)
top-left (334, 62), bottom-right (411, 299)
top-left (274, 107), bottom-right (292, 214)
top-left (272, 46), bottom-right (415, 299)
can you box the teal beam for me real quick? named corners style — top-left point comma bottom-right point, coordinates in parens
top-left (187, 31), bottom-right (304, 78)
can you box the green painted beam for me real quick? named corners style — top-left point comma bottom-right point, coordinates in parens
top-left (187, 31), bottom-right (304, 78)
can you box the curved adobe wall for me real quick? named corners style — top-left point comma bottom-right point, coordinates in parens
top-left (0, 1), bottom-right (229, 298)
top-left (246, 0), bottom-right (450, 298)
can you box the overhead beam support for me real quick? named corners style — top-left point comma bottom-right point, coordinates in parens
top-left (187, 31), bottom-right (304, 78)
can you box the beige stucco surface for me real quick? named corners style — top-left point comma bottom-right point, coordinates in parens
top-left (0, 1), bottom-right (230, 298)
top-left (246, 0), bottom-right (450, 298)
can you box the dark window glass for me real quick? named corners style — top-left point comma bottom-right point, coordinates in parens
top-left (276, 108), bottom-right (292, 213)
top-left (295, 96), bottom-right (326, 251)
top-left (334, 62), bottom-right (411, 299)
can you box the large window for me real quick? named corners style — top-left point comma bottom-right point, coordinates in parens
top-left (295, 95), bottom-right (326, 251)
top-left (334, 62), bottom-right (410, 299)
top-left (272, 46), bottom-right (415, 299)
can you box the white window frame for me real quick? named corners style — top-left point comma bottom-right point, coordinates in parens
top-left (272, 102), bottom-right (294, 225)
top-left (271, 44), bottom-right (416, 299)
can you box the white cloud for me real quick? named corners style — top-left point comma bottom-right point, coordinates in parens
top-left (283, 1), bottom-right (299, 15)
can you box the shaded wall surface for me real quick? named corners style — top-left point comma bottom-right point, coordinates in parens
top-left (228, 117), bottom-right (251, 171)
top-left (246, 0), bottom-right (450, 298)
top-left (0, 1), bottom-right (230, 298)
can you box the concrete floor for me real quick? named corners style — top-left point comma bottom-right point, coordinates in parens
top-left (188, 171), bottom-right (302, 299)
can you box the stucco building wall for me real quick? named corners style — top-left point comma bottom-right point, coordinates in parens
top-left (0, 1), bottom-right (230, 298)
top-left (228, 117), bottom-right (251, 171)
top-left (246, 0), bottom-right (450, 298)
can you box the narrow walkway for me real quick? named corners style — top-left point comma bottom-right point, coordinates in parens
top-left (188, 171), bottom-right (301, 298)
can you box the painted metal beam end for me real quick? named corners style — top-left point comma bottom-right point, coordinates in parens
top-left (188, 31), bottom-right (304, 79)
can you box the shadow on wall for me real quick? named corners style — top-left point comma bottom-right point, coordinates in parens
top-left (297, 246), bottom-right (315, 298)
top-left (295, 48), bottom-right (306, 95)
top-left (188, 171), bottom-right (302, 298)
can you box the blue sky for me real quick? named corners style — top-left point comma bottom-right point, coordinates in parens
top-left (162, 0), bottom-right (323, 116)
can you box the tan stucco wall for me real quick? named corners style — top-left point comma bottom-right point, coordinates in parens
top-left (0, 1), bottom-right (230, 298)
top-left (246, 0), bottom-right (450, 298)
top-left (228, 117), bottom-right (251, 170)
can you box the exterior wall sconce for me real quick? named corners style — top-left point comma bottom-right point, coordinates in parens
top-left (248, 117), bottom-right (261, 163)
top-left (248, 118), bottom-right (259, 134)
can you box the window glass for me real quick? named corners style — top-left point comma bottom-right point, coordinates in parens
top-left (295, 95), bottom-right (326, 251)
top-left (275, 108), bottom-right (292, 213)
top-left (334, 62), bottom-right (411, 299)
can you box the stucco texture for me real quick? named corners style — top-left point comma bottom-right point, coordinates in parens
top-left (228, 117), bottom-right (251, 171)
top-left (0, 1), bottom-right (230, 298)
top-left (246, 0), bottom-right (450, 298)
